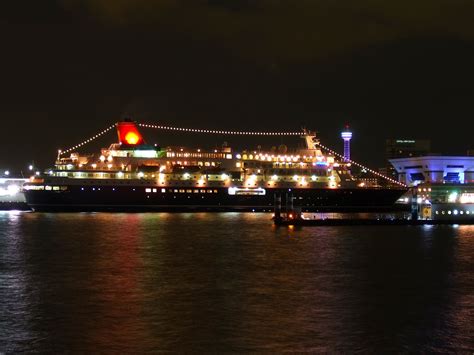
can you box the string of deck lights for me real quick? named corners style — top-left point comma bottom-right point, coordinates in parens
top-left (317, 142), bottom-right (407, 187)
top-left (142, 122), bottom-right (405, 186)
top-left (58, 122), bottom-right (406, 187)
top-left (138, 123), bottom-right (302, 136)
top-left (59, 124), bottom-right (116, 156)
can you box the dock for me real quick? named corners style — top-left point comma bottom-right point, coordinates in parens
top-left (273, 216), bottom-right (474, 226)
top-left (272, 192), bottom-right (474, 226)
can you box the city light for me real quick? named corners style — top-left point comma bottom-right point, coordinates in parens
top-left (448, 192), bottom-right (458, 203)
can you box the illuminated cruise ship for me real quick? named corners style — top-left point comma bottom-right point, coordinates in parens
top-left (23, 120), bottom-right (406, 212)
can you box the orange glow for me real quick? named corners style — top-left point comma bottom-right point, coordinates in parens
top-left (125, 131), bottom-right (139, 145)
top-left (116, 121), bottom-right (145, 145)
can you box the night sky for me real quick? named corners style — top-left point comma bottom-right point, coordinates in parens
top-left (2, 0), bottom-right (474, 172)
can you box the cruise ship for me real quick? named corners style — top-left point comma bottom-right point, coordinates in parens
top-left (23, 120), bottom-right (406, 212)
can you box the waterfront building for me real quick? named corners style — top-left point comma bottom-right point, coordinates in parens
top-left (390, 155), bottom-right (474, 220)
top-left (385, 139), bottom-right (431, 180)
top-left (390, 156), bottom-right (474, 186)
top-left (341, 126), bottom-right (352, 162)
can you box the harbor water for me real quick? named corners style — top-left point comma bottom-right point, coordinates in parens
top-left (0, 211), bottom-right (472, 352)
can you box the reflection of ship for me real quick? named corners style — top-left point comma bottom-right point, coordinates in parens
top-left (23, 120), bottom-right (406, 212)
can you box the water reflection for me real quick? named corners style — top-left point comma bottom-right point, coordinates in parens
top-left (0, 213), bottom-right (472, 352)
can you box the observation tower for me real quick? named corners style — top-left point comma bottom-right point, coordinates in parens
top-left (341, 125), bottom-right (353, 162)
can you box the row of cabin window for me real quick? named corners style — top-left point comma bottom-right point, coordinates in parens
top-left (146, 188), bottom-right (219, 194)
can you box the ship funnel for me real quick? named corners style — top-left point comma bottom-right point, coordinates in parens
top-left (116, 120), bottom-right (145, 146)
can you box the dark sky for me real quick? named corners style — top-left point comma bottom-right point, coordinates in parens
top-left (1, 0), bottom-right (474, 172)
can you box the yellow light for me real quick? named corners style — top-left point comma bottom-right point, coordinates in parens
top-left (125, 131), bottom-right (139, 145)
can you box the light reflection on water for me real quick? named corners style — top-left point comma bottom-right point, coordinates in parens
top-left (0, 212), bottom-right (472, 353)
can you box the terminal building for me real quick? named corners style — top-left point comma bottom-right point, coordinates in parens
top-left (389, 156), bottom-right (474, 186)
top-left (390, 156), bottom-right (474, 220)
top-left (385, 139), bottom-right (431, 180)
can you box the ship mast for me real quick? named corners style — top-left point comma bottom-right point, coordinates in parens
top-left (302, 129), bottom-right (324, 157)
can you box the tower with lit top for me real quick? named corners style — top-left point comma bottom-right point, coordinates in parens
top-left (341, 125), bottom-right (352, 162)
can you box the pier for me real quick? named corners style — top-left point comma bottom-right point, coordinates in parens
top-left (273, 216), bottom-right (474, 226)
top-left (272, 191), bottom-right (474, 226)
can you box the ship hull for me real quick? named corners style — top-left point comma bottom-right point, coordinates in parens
top-left (24, 184), bottom-right (407, 212)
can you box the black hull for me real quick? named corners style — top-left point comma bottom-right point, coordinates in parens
top-left (24, 185), bottom-right (407, 212)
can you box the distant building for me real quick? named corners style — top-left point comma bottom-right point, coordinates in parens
top-left (385, 139), bottom-right (431, 179)
top-left (340, 126), bottom-right (352, 162)
top-left (390, 156), bottom-right (474, 221)
top-left (389, 156), bottom-right (474, 186)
